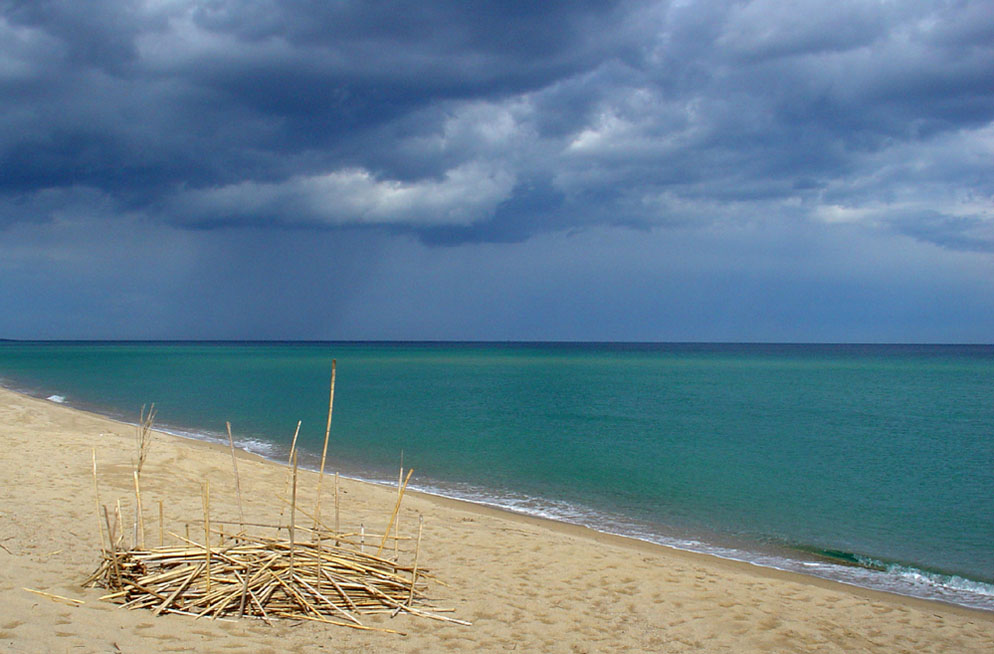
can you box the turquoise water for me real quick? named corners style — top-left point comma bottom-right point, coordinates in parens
top-left (1, 341), bottom-right (992, 609)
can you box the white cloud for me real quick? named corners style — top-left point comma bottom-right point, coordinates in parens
top-left (174, 162), bottom-right (515, 227)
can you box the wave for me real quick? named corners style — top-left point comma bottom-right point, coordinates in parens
top-left (139, 424), bottom-right (281, 460)
top-left (789, 549), bottom-right (994, 612)
top-left (46, 394), bottom-right (66, 403)
top-left (390, 478), bottom-right (994, 612)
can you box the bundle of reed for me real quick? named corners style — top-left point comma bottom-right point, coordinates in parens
top-left (85, 527), bottom-right (465, 632)
top-left (87, 367), bottom-right (469, 633)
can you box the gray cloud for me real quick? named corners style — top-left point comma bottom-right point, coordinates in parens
top-left (1, 1), bottom-right (992, 340)
top-left (2, 1), bottom-right (991, 246)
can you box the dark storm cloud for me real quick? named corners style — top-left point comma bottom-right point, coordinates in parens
top-left (0, 0), bottom-right (639, 196)
top-left (0, 0), bottom-right (991, 252)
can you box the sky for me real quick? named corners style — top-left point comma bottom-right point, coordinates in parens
top-left (0, 0), bottom-right (992, 342)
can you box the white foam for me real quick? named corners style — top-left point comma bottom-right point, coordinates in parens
top-left (46, 395), bottom-right (66, 403)
top-left (364, 477), bottom-right (994, 613)
top-left (149, 424), bottom-right (279, 459)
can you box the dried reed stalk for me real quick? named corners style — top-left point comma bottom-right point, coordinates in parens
top-left (135, 404), bottom-right (155, 477)
top-left (88, 527), bottom-right (449, 630)
top-left (314, 360), bottom-right (336, 527)
top-left (290, 450), bottom-right (298, 574)
top-left (202, 480), bottom-right (211, 594)
top-left (279, 421), bottom-right (302, 523)
top-left (408, 515), bottom-right (423, 606)
top-left (378, 468), bottom-right (413, 556)
top-left (115, 500), bottom-right (124, 549)
top-left (133, 404), bottom-right (155, 547)
top-left (86, 378), bottom-right (467, 633)
top-left (91, 449), bottom-right (105, 551)
top-left (133, 470), bottom-right (145, 549)
top-left (102, 506), bottom-right (121, 587)
top-left (226, 421), bottom-right (245, 528)
top-left (22, 587), bottom-right (85, 606)
top-left (395, 463), bottom-right (403, 559)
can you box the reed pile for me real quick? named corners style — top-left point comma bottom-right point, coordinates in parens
top-left (85, 527), bottom-right (459, 632)
top-left (86, 363), bottom-right (468, 633)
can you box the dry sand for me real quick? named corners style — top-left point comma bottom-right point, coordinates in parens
top-left (1, 385), bottom-right (992, 653)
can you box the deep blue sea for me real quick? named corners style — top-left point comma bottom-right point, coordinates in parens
top-left (1, 341), bottom-right (992, 610)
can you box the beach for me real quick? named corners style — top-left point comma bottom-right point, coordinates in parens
top-left (1, 385), bottom-right (992, 653)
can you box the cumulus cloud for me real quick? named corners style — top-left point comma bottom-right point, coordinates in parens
top-left (173, 162), bottom-right (515, 227)
top-left (2, 0), bottom-right (991, 249)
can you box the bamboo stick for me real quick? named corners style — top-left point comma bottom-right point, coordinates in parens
top-left (226, 421), bottom-right (245, 529)
top-left (158, 500), bottom-right (164, 547)
top-left (314, 360), bottom-right (336, 527)
top-left (377, 468), bottom-right (413, 556)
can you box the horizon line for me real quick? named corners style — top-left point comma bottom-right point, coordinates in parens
top-left (2, 339), bottom-right (992, 347)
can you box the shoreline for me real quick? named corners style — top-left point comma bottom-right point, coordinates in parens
top-left (5, 382), bottom-right (994, 616)
top-left (10, 380), bottom-right (994, 615)
top-left (2, 384), bottom-right (993, 652)
top-left (5, 383), bottom-right (993, 620)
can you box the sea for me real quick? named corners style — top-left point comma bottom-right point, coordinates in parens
top-left (1, 341), bottom-right (992, 611)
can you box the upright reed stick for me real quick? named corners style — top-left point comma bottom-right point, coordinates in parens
top-left (135, 404), bottom-right (155, 477)
top-left (279, 421), bottom-right (302, 522)
top-left (133, 470), bottom-right (145, 549)
top-left (290, 450), bottom-right (298, 574)
top-left (314, 360), bottom-right (336, 527)
top-left (202, 480), bottom-right (211, 593)
top-left (377, 468), bottom-right (413, 556)
top-left (395, 463), bottom-right (403, 559)
top-left (334, 472), bottom-right (340, 545)
top-left (407, 514), bottom-right (424, 606)
top-left (115, 500), bottom-right (124, 549)
top-left (91, 449), bottom-right (105, 550)
top-left (226, 421), bottom-right (245, 528)
top-left (102, 506), bottom-right (121, 586)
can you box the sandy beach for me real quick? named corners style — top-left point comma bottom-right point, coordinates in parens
top-left (1, 385), bottom-right (992, 653)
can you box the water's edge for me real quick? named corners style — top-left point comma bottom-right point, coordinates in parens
top-left (5, 379), bottom-right (993, 613)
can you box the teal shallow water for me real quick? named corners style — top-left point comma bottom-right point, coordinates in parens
top-left (2, 341), bottom-right (992, 609)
